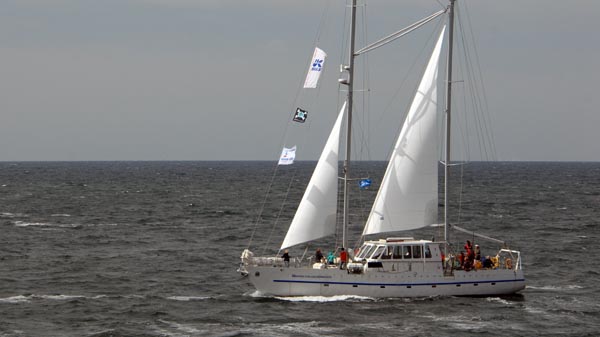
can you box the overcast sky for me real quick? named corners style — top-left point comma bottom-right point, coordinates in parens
top-left (1, 0), bottom-right (598, 161)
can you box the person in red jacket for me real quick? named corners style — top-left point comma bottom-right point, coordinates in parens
top-left (339, 248), bottom-right (348, 270)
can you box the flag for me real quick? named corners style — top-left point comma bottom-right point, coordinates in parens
top-left (303, 47), bottom-right (327, 88)
top-left (278, 146), bottom-right (296, 165)
top-left (293, 108), bottom-right (308, 123)
top-left (359, 179), bottom-right (372, 189)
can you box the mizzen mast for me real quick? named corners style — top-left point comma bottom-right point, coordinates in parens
top-left (339, 0), bottom-right (358, 251)
top-left (444, 0), bottom-right (456, 248)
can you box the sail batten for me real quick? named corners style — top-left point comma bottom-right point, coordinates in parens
top-left (363, 27), bottom-right (446, 236)
top-left (280, 102), bottom-right (347, 250)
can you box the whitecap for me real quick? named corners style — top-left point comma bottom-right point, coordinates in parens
top-left (14, 221), bottom-right (49, 227)
top-left (0, 295), bottom-right (30, 303)
top-left (13, 221), bottom-right (81, 229)
top-left (1, 212), bottom-right (24, 218)
top-left (524, 305), bottom-right (547, 315)
top-left (486, 297), bottom-right (513, 305)
top-left (245, 290), bottom-right (266, 298)
top-left (37, 294), bottom-right (86, 301)
top-left (156, 320), bottom-right (205, 335)
top-left (50, 214), bottom-right (72, 217)
top-left (527, 285), bottom-right (583, 291)
top-left (246, 290), bottom-right (374, 302)
top-left (167, 296), bottom-right (211, 301)
top-left (274, 294), bottom-right (375, 302)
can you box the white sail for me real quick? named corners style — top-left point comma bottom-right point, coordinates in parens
top-left (363, 27), bottom-right (446, 236)
top-left (280, 102), bottom-right (347, 250)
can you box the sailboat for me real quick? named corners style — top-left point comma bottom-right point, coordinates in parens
top-left (239, 0), bottom-right (525, 297)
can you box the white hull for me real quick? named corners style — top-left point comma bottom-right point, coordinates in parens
top-left (246, 265), bottom-right (525, 298)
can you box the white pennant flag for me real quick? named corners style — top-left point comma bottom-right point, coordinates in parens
top-left (278, 146), bottom-right (297, 165)
top-left (303, 47), bottom-right (327, 88)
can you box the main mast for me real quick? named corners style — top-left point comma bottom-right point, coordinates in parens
top-left (444, 0), bottom-right (455, 247)
top-left (341, 0), bottom-right (358, 250)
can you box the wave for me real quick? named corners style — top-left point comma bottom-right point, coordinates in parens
top-left (166, 296), bottom-right (211, 302)
top-left (486, 297), bottom-right (514, 305)
top-left (154, 320), bottom-right (207, 336)
top-left (0, 212), bottom-right (26, 218)
top-left (527, 285), bottom-right (583, 291)
top-left (0, 295), bottom-right (30, 303)
top-left (13, 221), bottom-right (49, 227)
top-left (13, 221), bottom-right (80, 228)
top-left (12, 221), bottom-right (118, 228)
top-left (273, 294), bottom-right (375, 302)
top-left (0, 294), bottom-right (107, 303)
top-left (245, 289), bottom-right (377, 303)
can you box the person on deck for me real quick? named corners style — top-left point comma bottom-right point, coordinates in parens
top-left (282, 250), bottom-right (290, 267)
top-left (464, 240), bottom-right (473, 257)
top-left (464, 240), bottom-right (474, 270)
top-left (482, 255), bottom-right (493, 269)
top-left (327, 251), bottom-right (335, 265)
top-left (315, 248), bottom-right (324, 263)
top-left (475, 244), bottom-right (481, 261)
top-left (339, 248), bottom-right (348, 270)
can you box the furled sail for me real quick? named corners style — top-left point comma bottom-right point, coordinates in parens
top-left (280, 102), bottom-right (347, 249)
top-left (363, 27), bottom-right (446, 236)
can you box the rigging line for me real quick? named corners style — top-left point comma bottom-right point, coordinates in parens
top-left (457, 6), bottom-right (497, 161)
top-left (458, 10), bottom-right (490, 161)
top-left (355, 8), bottom-right (447, 55)
top-left (356, 0), bottom-right (372, 163)
top-left (349, 2), bottom-right (371, 251)
top-left (263, 162), bottom-right (301, 256)
top-left (455, 11), bottom-right (483, 161)
top-left (462, 3), bottom-right (497, 160)
top-left (453, 34), bottom-right (472, 161)
top-left (456, 152), bottom-right (466, 226)
top-left (246, 161), bottom-right (281, 250)
top-left (452, 224), bottom-right (506, 245)
top-left (255, 1), bottom-right (334, 253)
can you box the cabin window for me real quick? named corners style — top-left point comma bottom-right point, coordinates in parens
top-left (412, 245), bottom-right (422, 259)
top-left (361, 245), bottom-right (376, 259)
top-left (403, 245), bottom-right (412, 259)
top-left (381, 246), bottom-right (393, 259)
top-left (357, 245), bottom-right (369, 259)
top-left (370, 246), bottom-right (386, 259)
top-left (356, 244), bottom-right (369, 259)
top-left (425, 245), bottom-right (432, 259)
top-left (393, 246), bottom-right (403, 259)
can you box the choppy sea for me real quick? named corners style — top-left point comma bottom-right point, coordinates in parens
top-left (0, 161), bottom-right (599, 337)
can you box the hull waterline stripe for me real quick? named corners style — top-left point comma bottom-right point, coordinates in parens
top-left (272, 278), bottom-right (526, 287)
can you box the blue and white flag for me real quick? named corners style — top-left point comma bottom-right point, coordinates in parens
top-left (278, 146), bottom-right (297, 165)
top-left (359, 179), bottom-right (372, 189)
top-left (303, 47), bottom-right (327, 88)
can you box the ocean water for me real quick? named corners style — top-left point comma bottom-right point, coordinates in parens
top-left (0, 161), bottom-right (599, 337)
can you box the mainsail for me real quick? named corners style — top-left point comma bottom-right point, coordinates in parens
top-left (363, 27), bottom-right (446, 236)
top-left (280, 102), bottom-right (347, 249)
